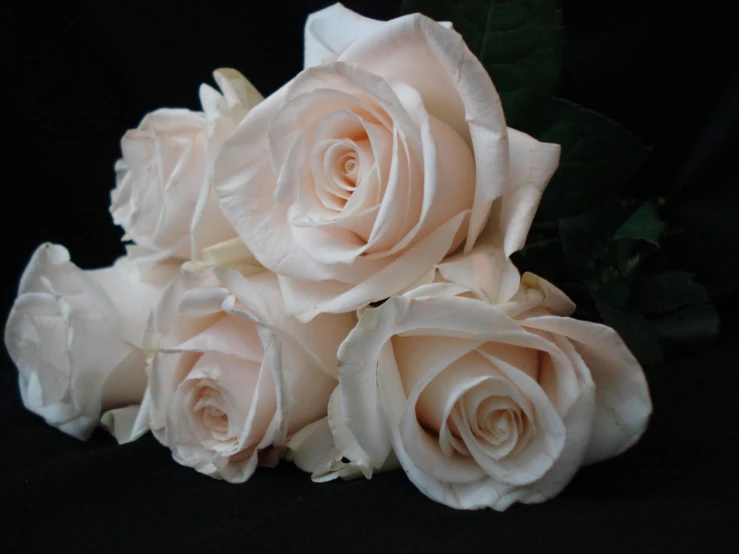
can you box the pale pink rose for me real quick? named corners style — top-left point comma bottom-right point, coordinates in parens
top-left (139, 266), bottom-right (355, 482)
top-left (215, 4), bottom-right (560, 321)
top-left (294, 250), bottom-right (651, 510)
top-left (111, 69), bottom-right (262, 261)
top-left (4, 243), bottom-right (175, 440)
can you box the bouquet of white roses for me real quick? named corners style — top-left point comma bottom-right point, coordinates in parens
top-left (8, 2), bottom-right (715, 511)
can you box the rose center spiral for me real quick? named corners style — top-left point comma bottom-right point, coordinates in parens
top-left (193, 385), bottom-right (232, 441)
top-left (314, 139), bottom-right (365, 212)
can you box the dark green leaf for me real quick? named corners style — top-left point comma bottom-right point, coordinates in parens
top-left (401, 0), bottom-right (562, 131)
top-left (563, 284), bottom-right (600, 321)
top-left (511, 236), bottom-right (560, 279)
top-left (593, 297), bottom-right (663, 365)
top-left (632, 271), bottom-right (710, 315)
top-left (557, 195), bottom-right (623, 275)
top-left (655, 303), bottom-right (720, 350)
top-left (616, 239), bottom-right (639, 277)
top-left (612, 202), bottom-right (665, 246)
top-left (537, 99), bottom-right (649, 218)
top-left (595, 275), bottom-right (630, 309)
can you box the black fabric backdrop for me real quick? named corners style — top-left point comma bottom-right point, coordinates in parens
top-left (1, 1), bottom-right (737, 552)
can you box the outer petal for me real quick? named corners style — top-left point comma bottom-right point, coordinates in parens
top-left (216, 267), bottom-right (356, 377)
top-left (286, 416), bottom-right (337, 474)
top-left (304, 4), bottom-right (385, 68)
top-left (318, 386), bottom-right (382, 480)
top-left (520, 316), bottom-right (652, 464)
top-left (212, 68), bottom-right (263, 116)
top-left (87, 258), bottom-right (177, 348)
top-left (100, 403), bottom-right (149, 444)
top-left (280, 211), bottom-right (467, 320)
top-left (336, 312), bottom-right (398, 471)
top-left (304, 4), bottom-right (453, 68)
top-left (494, 129), bottom-right (561, 256)
top-left (500, 272), bottom-right (576, 319)
top-left (436, 246), bottom-right (521, 305)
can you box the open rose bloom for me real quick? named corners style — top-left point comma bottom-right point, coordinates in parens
top-left (294, 251), bottom-right (652, 510)
top-left (215, 4), bottom-right (560, 321)
top-left (134, 267), bottom-right (355, 481)
top-left (4, 3), bottom-right (654, 511)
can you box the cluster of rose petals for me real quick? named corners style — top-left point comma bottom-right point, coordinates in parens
top-left (215, 4), bottom-right (560, 321)
top-left (3, 4), bottom-right (652, 512)
top-left (111, 69), bottom-right (262, 262)
top-left (289, 251), bottom-right (652, 510)
top-left (4, 244), bottom-right (177, 439)
top-left (132, 267), bottom-right (354, 481)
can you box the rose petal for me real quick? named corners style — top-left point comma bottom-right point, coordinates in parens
top-left (100, 404), bottom-right (148, 444)
top-left (304, 4), bottom-right (385, 68)
top-left (170, 316), bottom-right (264, 362)
top-left (212, 68), bottom-right (263, 115)
top-left (217, 267), bottom-right (356, 377)
top-left (279, 340), bottom-right (337, 433)
top-left (498, 273), bottom-right (576, 320)
top-left (521, 316), bottom-right (652, 464)
top-left (178, 287), bottom-right (230, 317)
top-left (280, 210), bottom-right (468, 320)
top-left (436, 246), bottom-right (521, 304)
top-left (286, 416), bottom-right (340, 475)
top-left (481, 129), bottom-right (561, 256)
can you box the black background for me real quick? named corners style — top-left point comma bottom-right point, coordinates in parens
top-left (1, 1), bottom-right (737, 552)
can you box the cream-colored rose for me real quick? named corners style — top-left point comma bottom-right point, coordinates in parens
top-left (295, 251), bottom-right (651, 510)
top-left (4, 243), bottom-right (175, 440)
top-left (111, 69), bottom-right (262, 261)
top-left (215, 4), bottom-right (560, 321)
top-left (140, 266), bottom-right (355, 482)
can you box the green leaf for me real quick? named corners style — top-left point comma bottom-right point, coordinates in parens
top-left (536, 99), bottom-right (649, 218)
top-left (562, 283), bottom-right (600, 321)
top-left (593, 297), bottom-right (664, 365)
top-left (557, 195), bottom-right (623, 275)
top-left (596, 275), bottom-right (630, 309)
top-left (612, 202), bottom-right (665, 246)
top-left (401, 0), bottom-right (562, 131)
top-left (511, 236), bottom-right (560, 279)
top-left (655, 303), bottom-right (720, 351)
top-left (632, 271), bottom-right (710, 315)
top-left (616, 239), bottom-right (640, 278)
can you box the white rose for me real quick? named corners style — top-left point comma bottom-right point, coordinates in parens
top-left (111, 69), bottom-right (262, 261)
top-left (140, 266), bottom-right (355, 482)
top-left (4, 243), bottom-right (174, 440)
top-left (298, 251), bottom-right (651, 510)
top-left (215, 4), bottom-right (560, 321)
